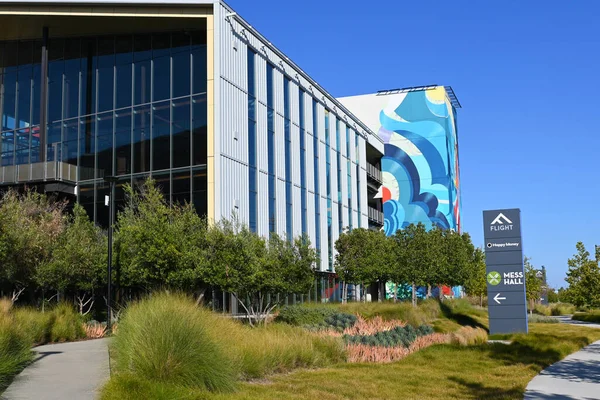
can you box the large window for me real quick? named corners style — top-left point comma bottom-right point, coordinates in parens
top-left (0, 29), bottom-right (207, 227)
top-left (346, 126), bottom-right (352, 230)
top-left (356, 133), bottom-right (361, 228)
top-left (336, 118), bottom-right (342, 234)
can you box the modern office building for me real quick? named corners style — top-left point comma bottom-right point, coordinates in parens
top-left (0, 0), bottom-right (384, 277)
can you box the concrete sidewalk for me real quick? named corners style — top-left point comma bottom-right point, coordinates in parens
top-left (524, 339), bottom-right (600, 400)
top-left (1, 338), bottom-right (110, 400)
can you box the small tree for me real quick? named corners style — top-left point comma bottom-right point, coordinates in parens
top-left (36, 204), bottom-right (106, 314)
top-left (463, 247), bottom-right (487, 306)
top-left (334, 228), bottom-right (391, 303)
top-left (0, 189), bottom-right (67, 302)
top-left (201, 220), bottom-right (317, 326)
top-left (524, 257), bottom-right (542, 314)
top-left (564, 242), bottom-right (600, 308)
top-left (397, 223), bottom-right (430, 306)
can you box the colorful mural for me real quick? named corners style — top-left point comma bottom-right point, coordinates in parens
top-left (372, 87), bottom-right (461, 234)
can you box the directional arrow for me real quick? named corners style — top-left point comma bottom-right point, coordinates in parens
top-left (494, 293), bottom-right (506, 304)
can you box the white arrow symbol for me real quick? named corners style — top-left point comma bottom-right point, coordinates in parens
top-left (494, 293), bottom-right (506, 304)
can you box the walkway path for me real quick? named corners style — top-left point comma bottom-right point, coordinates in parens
top-left (1, 338), bottom-right (110, 400)
top-left (524, 317), bottom-right (600, 400)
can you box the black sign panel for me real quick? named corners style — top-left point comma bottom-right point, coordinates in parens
top-left (483, 209), bottom-right (528, 335)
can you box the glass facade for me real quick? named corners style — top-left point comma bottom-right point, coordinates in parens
top-left (247, 49), bottom-right (257, 232)
top-left (283, 77), bottom-right (292, 241)
top-left (266, 63), bottom-right (276, 233)
top-left (0, 30), bottom-right (207, 227)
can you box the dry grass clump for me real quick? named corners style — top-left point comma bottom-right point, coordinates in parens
top-left (449, 326), bottom-right (488, 346)
top-left (315, 315), bottom-right (406, 338)
top-left (346, 333), bottom-right (449, 363)
top-left (0, 298), bottom-right (12, 314)
top-left (84, 322), bottom-right (108, 339)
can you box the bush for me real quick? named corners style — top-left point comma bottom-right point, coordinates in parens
top-left (276, 305), bottom-right (336, 326)
top-left (111, 293), bottom-right (236, 392)
top-left (528, 314), bottom-right (559, 324)
top-left (0, 312), bottom-right (33, 391)
top-left (550, 303), bottom-right (576, 316)
top-left (449, 326), bottom-right (488, 345)
top-left (337, 300), bottom-right (442, 326)
top-left (13, 308), bottom-right (52, 345)
top-left (344, 324), bottom-right (434, 348)
top-left (533, 304), bottom-right (552, 316)
top-left (572, 310), bottom-right (600, 323)
top-left (48, 302), bottom-right (85, 343)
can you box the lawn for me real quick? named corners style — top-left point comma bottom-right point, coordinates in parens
top-left (204, 324), bottom-right (600, 400)
top-left (101, 295), bottom-right (600, 400)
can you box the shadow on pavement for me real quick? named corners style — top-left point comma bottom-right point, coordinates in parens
top-left (33, 351), bottom-right (63, 364)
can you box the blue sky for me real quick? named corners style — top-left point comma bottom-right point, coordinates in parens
top-left (227, 0), bottom-right (600, 288)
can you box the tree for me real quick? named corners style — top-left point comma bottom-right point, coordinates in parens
top-left (546, 288), bottom-right (559, 304)
top-left (0, 189), bottom-right (67, 302)
top-left (524, 257), bottom-right (542, 314)
top-left (36, 204), bottom-right (106, 314)
top-left (396, 223), bottom-right (430, 306)
top-left (463, 247), bottom-right (487, 306)
top-left (334, 228), bottom-right (392, 303)
top-left (115, 178), bottom-right (205, 292)
top-left (201, 219), bottom-right (317, 326)
top-left (564, 242), bottom-right (600, 308)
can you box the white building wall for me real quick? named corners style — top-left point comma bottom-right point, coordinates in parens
top-left (215, 1), bottom-right (382, 272)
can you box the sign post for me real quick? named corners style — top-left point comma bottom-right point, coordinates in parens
top-left (483, 209), bottom-right (528, 334)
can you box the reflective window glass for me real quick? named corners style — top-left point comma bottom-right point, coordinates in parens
top-left (79, 115), bottom-right (95, 180)
top-left (172, 98), bottom-right (190, 168)
top-left (191, 31), bottom-right (206, 95)
top-left (172, 170), bottom-right (191, 205)
top-left (47, 122), bottom-right (61, 162)
top-left (132, 105), bottom-right (150, 173)
top-left (17, 41), bottom-right (33, 69)
top-left (31, 65), bottom-right (41, 126)
top-left (192, 169), bottom-right (207, 216)
top-left (172, 32), bottom-right (190, 98)
top-left (192, 95), bottom-right (207, 165)
top-left (115, 108), bottom-right (132, 175)
top-left (152, 101), bottom-right (170, 171)
top-left (63, 118), bottom-right (78, 165)
top-left (1, 131), bottom-right (14, 166)
top-left (133, 36), bottom-right (152, 106)
top-left (115, 36), bottom-right (133, 109)
top-left (2, 71), bottom-right (17, 131)
top-left (64, 39), bottom-right (80, 119)
top-left (96, 112), bottom-right (113, 178)
top-left (97, 38), bottom-right (114, 113)
top-left (80, 38), bottom-right (96, 116)
top-left (152, 34), bottom-right (170, 102)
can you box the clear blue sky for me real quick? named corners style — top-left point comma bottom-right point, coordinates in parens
top-left (227, 0), bottom-right (600, 289)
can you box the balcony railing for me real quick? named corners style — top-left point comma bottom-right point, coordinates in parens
top-left (367, 162), bottom-right (382, 183)
top-left (368, 207), bottom-right (384, 226)
top-left (0, 161), bottom-right (78, 184)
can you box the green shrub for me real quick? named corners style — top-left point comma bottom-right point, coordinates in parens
top-left (49, 303), bottom-right (85, 343)
top-left (276, 305), bottom-right (336, 326)
top-left (550, 303), bottom-right (576, 316)
top-left (111, 293), bottom-right (236, 392)
top-left (344, 324), bottom-right (434, 348)
top-left (533, 304), bottom-right (552, 316)
top-left (0, 312), bottom-right (33, 391)
top-left (572, 310), bottom-right (600, 323)
top-left (528, 314), bottom-right (558, 323)
top-left (13, 308), bottom-right (52, 345)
